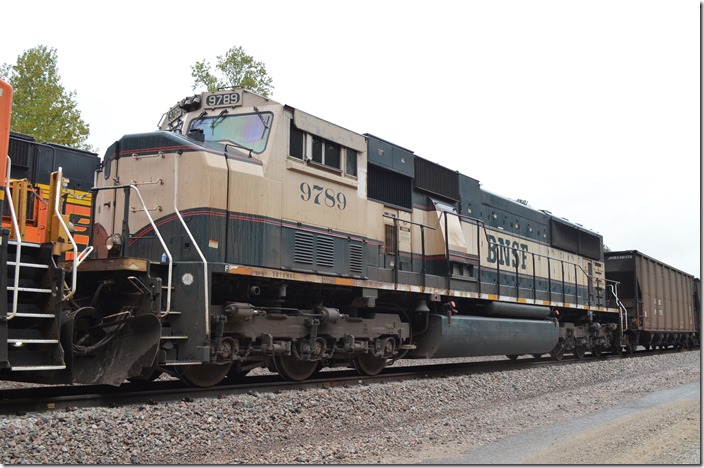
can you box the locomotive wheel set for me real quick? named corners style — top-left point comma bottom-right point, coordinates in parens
top-left (0, 81), bottom-right (700, 387)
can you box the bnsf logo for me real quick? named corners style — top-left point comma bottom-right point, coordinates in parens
top-left (486, 234), bottom-right (529, 270)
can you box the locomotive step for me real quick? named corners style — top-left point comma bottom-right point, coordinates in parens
top-left (160, 335), bottom-right (189, 340)
top-left (8, 260), bottom-right (49, 269)
top-left (7, 286), bottom-right (52, 294)
top-left (7, 338), bottom-right (60, 344)
top-left (10, 365), bottom-right (66, 371)
top-left (7, 240), bottom-right (42, 248)
top-left (7, 312), bottom-right (56, 319)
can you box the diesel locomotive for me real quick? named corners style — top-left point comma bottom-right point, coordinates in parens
top-left (1, 82), bottom-right (699, 387)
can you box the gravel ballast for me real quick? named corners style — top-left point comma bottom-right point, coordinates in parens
top-left (0, 351), bottom-right (699, 464)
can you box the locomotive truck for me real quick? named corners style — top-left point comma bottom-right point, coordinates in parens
top-left (0, 82), bottom-right (698, 387)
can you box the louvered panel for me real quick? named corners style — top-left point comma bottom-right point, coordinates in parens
top-left (349, 243), bottom-right (363, 274)
top-left (294, 231), bottom-right (314, 264)
top-left (316, 236), bottom-right (335, 268)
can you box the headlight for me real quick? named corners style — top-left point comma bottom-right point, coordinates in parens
top-left (106, 233), bottom-right (123, 256)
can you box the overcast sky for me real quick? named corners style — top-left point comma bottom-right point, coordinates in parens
top-left (1, 0), bottom-right (700, 276)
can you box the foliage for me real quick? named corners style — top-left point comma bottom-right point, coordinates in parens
top-left (191, 46), bottom-right (274, 97)
top-left (515, 199), bottom-right (530, 206)
top-left (1, 45), bottom-right (92, 151)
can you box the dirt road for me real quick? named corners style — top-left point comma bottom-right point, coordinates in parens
top-left (425, 382), bottom-right (700, 464)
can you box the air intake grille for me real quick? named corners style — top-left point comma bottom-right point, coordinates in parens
top-left (316, 236), bottom-right (335, 268)
top-left (294, 231), bottom-right (314, 264)
top-left (350, 243), bottom-right (363, 274)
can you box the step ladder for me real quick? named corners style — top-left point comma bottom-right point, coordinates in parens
top-left (3, 238), bottom-right (66, 371)
top-left (2, 162), bottom-right (69, 373)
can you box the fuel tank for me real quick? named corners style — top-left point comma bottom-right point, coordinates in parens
top-left (408, 314), bottom-right (559, 359)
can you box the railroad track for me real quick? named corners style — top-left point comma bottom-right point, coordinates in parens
top-left (0, 349), bottom-right (683, 415)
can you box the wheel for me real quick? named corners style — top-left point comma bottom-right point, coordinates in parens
top-left (574, 345), bottom-right (586, 359)
top-left (506, 354), bottom-right (520, 360)
top-left (175, 362), bottom-right (233, 387)
top-left (353, 338), bottom-right (395, 376)
top-left (273, 355), bottom-right (320, 381)
top-left (642, 344), bottom-right (651, 352)
top-left (352, 353), bottom-right (388, 376)
top-left (624, 338), bottom-right (635, 355)
top-left (550, 339), bottom-right (565, 361)
top-left (592, 345), bottom-right (604, 357)
top-left (550, 348), bottom-right (564, 361)
top-left (531, 353), bottom-right (543, 359)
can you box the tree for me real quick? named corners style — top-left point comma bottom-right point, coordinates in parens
top-left (516, 199), bottom-right (530, 206)
top-left (1, 45), bottom-right (92, 151)
top-left (191, 46), bottom-right (274, 97)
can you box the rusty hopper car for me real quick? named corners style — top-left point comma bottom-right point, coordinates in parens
top-left (605, 250), bottom-right (699, 351)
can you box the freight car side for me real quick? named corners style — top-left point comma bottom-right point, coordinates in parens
top-left (605, 250), bottom-right (699, 350)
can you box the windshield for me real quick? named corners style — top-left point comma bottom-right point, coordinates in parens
top-left (189, 111), bottom-right (273, 154)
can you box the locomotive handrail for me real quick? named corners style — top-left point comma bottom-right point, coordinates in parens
top-left (91, 183), bottom-right (174, 315)
top-left (4, 156), bottom-right (21, 320)
top-left (174, 151), bottom-right (210, 335)
top-left (442, 210), bottom-right (603, 308)
top-left (54, 167), bottom-right (94, 301)
top-left (383, 214), bottom-right (435, 289)
top-left (606, 279), bottom-right (627, 337)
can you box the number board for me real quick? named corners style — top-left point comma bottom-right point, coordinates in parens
top-left (166, 105), bottom-right (183, 124)
top-left (205, 92), bottom-right (243, 108)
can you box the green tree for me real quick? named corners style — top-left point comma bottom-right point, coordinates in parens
top-left (191, 46), bottom-right (274, 97)
top-left (1, 45), bottom-right (92, 151)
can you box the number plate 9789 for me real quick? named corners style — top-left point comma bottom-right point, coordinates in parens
top-left (206, 92), bottom-right (242, 108)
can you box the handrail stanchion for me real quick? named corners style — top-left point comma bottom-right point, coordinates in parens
top-left (5, 156), bottom-right (20, 320)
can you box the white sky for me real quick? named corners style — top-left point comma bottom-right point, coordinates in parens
top-left (1, 0), bottom-right (700, 276)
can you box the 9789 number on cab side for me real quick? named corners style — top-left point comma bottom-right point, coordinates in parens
top-left (299, 182), bottom-right (347, 210)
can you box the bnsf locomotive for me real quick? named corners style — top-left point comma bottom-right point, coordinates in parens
top-left (0, 82), bottom-right (699, 387)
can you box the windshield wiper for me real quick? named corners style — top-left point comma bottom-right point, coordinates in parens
top-left (253, 106), bottom-right (270, 138)
top-left (190, 111), bottom-right (207, 128)
top-left (211, 109), bottom-right (229, 129)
